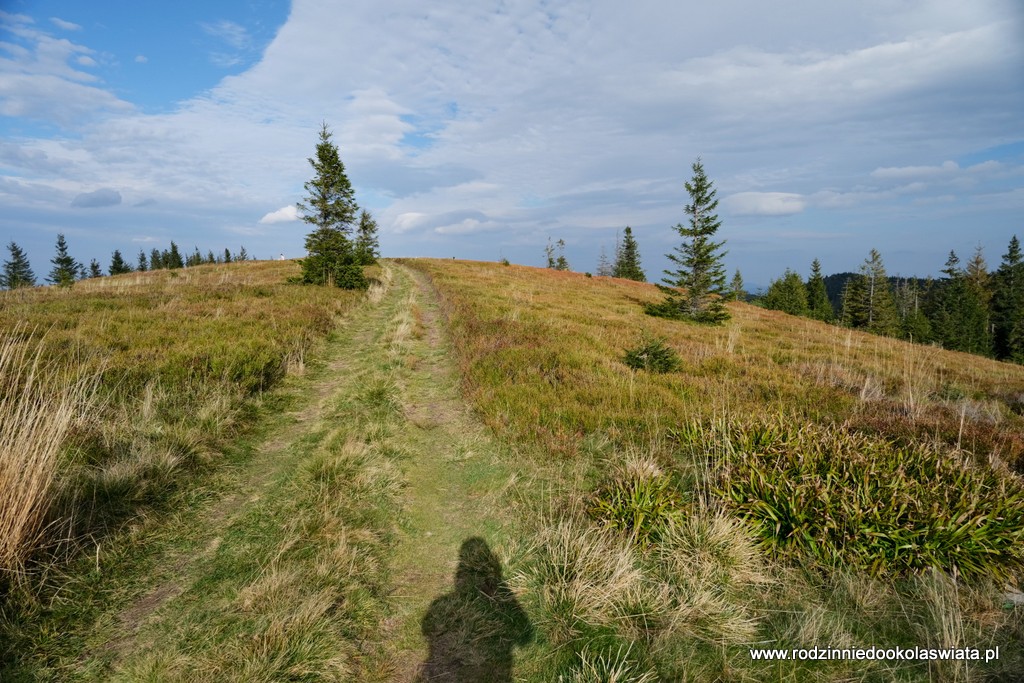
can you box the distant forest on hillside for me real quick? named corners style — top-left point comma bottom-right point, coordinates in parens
top-left (753, 239), bottom-right (1024, 364)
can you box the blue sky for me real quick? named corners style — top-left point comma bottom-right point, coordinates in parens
top-left (1, 0), bottom-right (1022, 288)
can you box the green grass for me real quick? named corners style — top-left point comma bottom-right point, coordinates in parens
top-left (0, 261), bottom-right (371, 678)
top-left (405, 257), bottom-right (1024, 681)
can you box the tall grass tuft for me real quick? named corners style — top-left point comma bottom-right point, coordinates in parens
top-left (0, 331), bottom-right (97, 579)
top-left (709, 419), bottom-right (1024, 580)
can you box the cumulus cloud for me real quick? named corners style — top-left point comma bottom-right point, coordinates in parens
top-left (726, 192), bottom-right (807, 216)
top-left (71, 188), bottom-right (121, 207)
top-left (134, 55), bottom-right (148, 63)
top-left (258, 205), bottom-right (299, 224)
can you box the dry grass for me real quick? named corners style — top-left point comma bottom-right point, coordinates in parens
top-left (408, 259), bottom-right (1024, 465)
top-left (404, 258), bottom-right (1024, 681)
top-left (0, 330), bottom-right (98, 579)
top-left (0, 260), bottom-right (364, 586)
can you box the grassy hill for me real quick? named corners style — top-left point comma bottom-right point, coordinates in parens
top-left (404, 258), bottom-right (1024, 680)
top-left (2, 258), bottom-right (1023, 681)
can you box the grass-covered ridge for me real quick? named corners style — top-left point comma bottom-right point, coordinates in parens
top-left (406, 258), bottom-right (1024, 681)
top-left (0, 260), bottom-right (364, 582)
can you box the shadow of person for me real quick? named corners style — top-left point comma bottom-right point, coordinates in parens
top-left (418, 537), bottom-right (533, 682)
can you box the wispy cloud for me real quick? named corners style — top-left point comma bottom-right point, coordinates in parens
top-left (200, 20), bottom-right (251, 50)
top-left (71, 188), bottom-right (121, 208)
top-left (49, 17), bottom-right (81, 31)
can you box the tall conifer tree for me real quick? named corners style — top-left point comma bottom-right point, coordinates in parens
top-left (928, 251), bottom-right (991, 355)
top-left (763, 269), bottom-right (809, 316)
top-left (47, 233), bottom-right (79, 287)
top-left (612, 226), bottom-right (645, 281)
top-left (297, 122), bottom-right (364, 288)
top-left (806, 259), bottom-right (833, 321)
top-left (648, 158), bottom-right (729, 324)
top-left (992, 235), bottom-right (1024, 361)
top-left (1, 241), bottom-right (36, 289)
top-left (109, 249), bottom-right (132, 275)
top-left (729, 269), bottom-right (745, 301)
top-left (354, 210), bottom-right (380, 265)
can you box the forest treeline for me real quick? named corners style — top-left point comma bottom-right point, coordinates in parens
top-left (757, 239), bottom-right (1024, 363)
top-left (1, 235), bottom-right (254, 289)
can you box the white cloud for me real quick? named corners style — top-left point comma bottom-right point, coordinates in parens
top-left (258, 205), bottom-right (299, 224)
top-left (0, 17), bottom-right (133, 125)
top-left (134, 55), bottom-right (148, 63)
top-left (726, 192), bottom-right (807, 216)
top-left (1, 0), bottom-right (1021, 284)
top-left (49, 17), bottom-right (82, 31)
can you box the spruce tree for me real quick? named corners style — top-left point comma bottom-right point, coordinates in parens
top-left (894, 278), bottom-right (932, 343)
top-left (841, 275), bottom-right (869, 328)
top-left (763, 269), bottom-right (809, 316)
top-left (237, 246), bottom-right (249, 262)
top-left (136, 249), bottom-right (148, 272)
top-left (612, 226), bottom-right (645, 281)
top-left (47, 233), bottom-right (79, 287)
top-left (206, 250), bottom-right (217, 264)
top-left (648, 158), bottom-right (729, 324)
top-left (1, 241), bottom-right (36, 289)
top-left (354, 210), bottom-right (380, 265)
top-left (223, 248), bottom-right (232, 263)
top-left (992, 235), bottom-right (1024, 360)
top-left (806, 259), bottom-right (833, 321)
top-left (297, 122), bottom-right (363, 288)
top-left (165, 242), bottom-right (184, 269)
top-left (856, 249), bottom-right (900, 335)
top-left (88, 259), bottom-right (103, 278)
top-left (150, 248), bottom-right (163, 270)
top-left (109, 249), bottom-right (132, 275)
top-left (596, 245), bottom-right (614, 277)
top-left (927, 251), bottom-right (991, 355)
top-left (728, 269), bottom-right (744, 301)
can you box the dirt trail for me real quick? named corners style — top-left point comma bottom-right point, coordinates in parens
top-left (99, 269), bottom-right (397, 663)
top-left (87, 262), bottom-right (527, 680)
top-left (382, 264), bottom-right (523, 680)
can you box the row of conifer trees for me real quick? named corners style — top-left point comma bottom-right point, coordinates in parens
top-left (0, 234), bottom-right (252, 289)
top-left (759, 237), bottom-right (1024, 363)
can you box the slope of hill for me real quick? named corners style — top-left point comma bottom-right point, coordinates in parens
top-left (3, 258), bottom-right (1023, 681)
top-left (405, 257), bottom-right (1024, 681)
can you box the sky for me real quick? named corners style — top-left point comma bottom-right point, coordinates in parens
top-left (1, 0), bottom-right (1022, 289)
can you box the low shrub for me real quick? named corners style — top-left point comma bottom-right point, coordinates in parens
top-left (622, 336), bottom-right (682, 374)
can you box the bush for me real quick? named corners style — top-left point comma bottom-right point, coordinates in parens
top-left (712, 420), bottom-right (1024, 580)
top-left (622, 336), bottom-right (682, 373)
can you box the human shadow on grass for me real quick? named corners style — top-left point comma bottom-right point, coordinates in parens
top-left (417, 537), bottom-right (533, 682)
